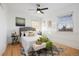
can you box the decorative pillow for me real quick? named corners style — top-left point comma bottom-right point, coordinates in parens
top-left (25, 31), bottom-right (29, 36)
top-left (21, 32), bottom-right (23, 36)
top-left (21, 31), bottom-right (36, 37)
top-left (21, 31), bottom-right (25, 36)
top-left (28, 31), bottom-right (35, 36)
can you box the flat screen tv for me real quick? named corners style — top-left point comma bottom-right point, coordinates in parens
top-left (16, 17), bottom-right (25, 26)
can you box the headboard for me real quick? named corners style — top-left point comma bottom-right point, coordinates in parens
top-left (19, 27), bottom-right (36, 36)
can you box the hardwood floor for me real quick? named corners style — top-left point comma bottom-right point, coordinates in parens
top-left (3, 43), bottom-right (21, 56)
top-left (3, 43), bottom-right (79, 56)
top-left (54, 42), bottom-right (79, 56)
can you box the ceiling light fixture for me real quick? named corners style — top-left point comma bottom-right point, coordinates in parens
top-left (37, 11), bottom-right (40, 13)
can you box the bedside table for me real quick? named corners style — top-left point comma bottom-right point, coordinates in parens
top-left (11, 35), bottom-right (19, 44)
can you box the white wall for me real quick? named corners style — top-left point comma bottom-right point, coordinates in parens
top-left (0, 4), bottom-right (8, 55)
top-left (7, 4), bottom-right (79, 49)
top-left (46, 4), bottom-right (79, 49)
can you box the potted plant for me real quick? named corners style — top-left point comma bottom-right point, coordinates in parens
top-left (36, 38), bottom-right (42, 45)
top-left (46, 41), bottom-right (53, 55)
top-left (36, 35), bottom-right (49, 45)
top-left (46, 41), bottom-right (53, 50)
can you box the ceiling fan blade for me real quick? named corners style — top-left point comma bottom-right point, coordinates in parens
top-left (28, 9), bottom-right (35, 11)
top-left (40, 8), bottom-right (48, 10)
top-left (40, 10), bottom-right (44, 14)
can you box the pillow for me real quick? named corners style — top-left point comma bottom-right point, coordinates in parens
top-left (21, 31), bottom-right (26, 36)
top-left (28, 31), bottom-right (35, 36)
top-left (21, 32), bottom-right (24, 36)
top-left (25, 31), bottom-right (29, 36)
top-left (21, 31), bottom-right (36, 37)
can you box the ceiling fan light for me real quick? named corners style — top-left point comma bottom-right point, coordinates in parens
top-left (37, 11), bottom-right (40, 13)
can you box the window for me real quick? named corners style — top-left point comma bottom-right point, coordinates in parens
top-left (58, 14), bottom-right (73, 32)
top-left (32, 21), bottom-right (41, 31)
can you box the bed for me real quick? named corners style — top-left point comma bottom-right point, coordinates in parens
top-left (20, 27), bottom-right (40, 55)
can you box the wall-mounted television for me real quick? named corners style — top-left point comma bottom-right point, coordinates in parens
top-left (16, 17), bottom-right (25, 26)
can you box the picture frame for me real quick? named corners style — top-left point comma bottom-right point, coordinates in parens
top-left (16, 17), bottom-right (25, 26)
top-left (57, 14), bottom-right (73, 32)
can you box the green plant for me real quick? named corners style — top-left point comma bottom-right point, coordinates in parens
top-left (36, 38), bottom-right (42, 45)
top-left (36, 34), bottom-right (53, 48)
top-left (36, 35), bottom-right (48, 44)
top-left (40, 35), bottom-right (49, 42)
top-left (46, 41), bottom-right (53, 49)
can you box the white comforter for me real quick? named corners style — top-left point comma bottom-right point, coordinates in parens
top-left (21, 35), bottom-right (40, 55)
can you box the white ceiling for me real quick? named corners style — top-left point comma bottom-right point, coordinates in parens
top-left (6, 3), bottom-right (73, 13)
top-left (5, 3), bottom-right (78, 19)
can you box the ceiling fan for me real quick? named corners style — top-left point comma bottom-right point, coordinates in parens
top-left (29, 4), bottom-right (48, 14)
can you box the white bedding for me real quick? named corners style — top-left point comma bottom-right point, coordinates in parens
top-left (21, 35), bottom-right (40, 55)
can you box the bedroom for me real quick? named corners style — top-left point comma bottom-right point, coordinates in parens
top-left (0, 3), bottom-right (79, 56)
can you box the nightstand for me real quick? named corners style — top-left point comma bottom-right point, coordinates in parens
top-left (11, 32), bottom-right (19, 45)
